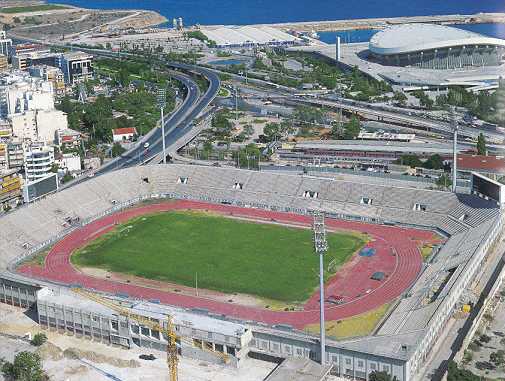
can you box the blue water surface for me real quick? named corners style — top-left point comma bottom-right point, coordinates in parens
top-left (48, 0), bottom-right (505, 27)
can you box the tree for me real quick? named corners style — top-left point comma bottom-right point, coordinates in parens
top-left (369, 370), bottom-right (398, 381)
top-left (30, 333), bottom-right (47, 347)
top-left (477, 133), bottom-right (487, 156)
top-left (343, 116), bottom-right (360, 140)
top-left (396, 154), bottom-right (422, 168)
top-left (263, 122), bottom-right (281, 142)
top-left (436, 173), bottom-right (453, 190)
top-left (393, 91), bottom-right (407, 106)
top-left (2, 351), bottom-right (46, 381)
top-left (447, 360), bottom-right (480, 381)
top-left (423, 154), bottom-right (444, 170)
top-left (111, 143), bottom-right (126, 158)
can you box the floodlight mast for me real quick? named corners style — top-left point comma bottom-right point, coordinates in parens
top-left (313, 212), bottom-right (328, 365)
top-left (157, 88), bottom-right (167, 164)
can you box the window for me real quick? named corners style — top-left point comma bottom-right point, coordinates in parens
top-left (357, 360), bottom-right (364, 368)
top-left (383, 365), bottom-right (390, 373)
top-left (111, 321), bottom-right (118, 331)
top-left (370, 363), bottom-right (376, 370)
top-left (177, 177), bottom-right (188, 184)
top-left (303, 190), bottom-right (318, 199)
top-left (413, 203), bottom-right (427, 211)
top-left (233, 182), bottom-right (243, 190)
top-left (346, 358), bottom-right (352, 365)
top-left (360, 197), bottom-right (373, 205)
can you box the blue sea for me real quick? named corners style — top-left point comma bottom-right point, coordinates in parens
top-left (48, 0), bottom-right (505, 27)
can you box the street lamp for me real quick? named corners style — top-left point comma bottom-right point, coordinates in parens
top-left (157, 87), bottom-right (167, 164)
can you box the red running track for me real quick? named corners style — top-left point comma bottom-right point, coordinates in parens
top-left (18, 200), bottom-right (432, 329)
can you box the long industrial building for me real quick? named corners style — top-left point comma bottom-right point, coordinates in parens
top-left (368, 24), bottom-right (505, 69)
top-left (0, 164), bottom-right (503, 381)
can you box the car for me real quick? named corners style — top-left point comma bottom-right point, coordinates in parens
top-left (144, 142), bottom-right (150, 149)
top-left (139, 354), bottom-right (156, 361)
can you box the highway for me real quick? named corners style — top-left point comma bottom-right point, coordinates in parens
top-left (95, 63), bottom-right (221, 172)
top-left (8, 38), bottom-right (222, 179)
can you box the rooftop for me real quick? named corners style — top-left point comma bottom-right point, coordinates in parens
top-left (203, 26), bottom-right (299, 47)
top-left (265, 358), bottom-right (332, 381)
top-left (113, 127), bottom-right (137, 136)
top-left (290, 140), bottom-right (458, 155)
top-left (457, 154), bottom-right (505, 175)
top-left (370, 24), bottom-right (505, 55)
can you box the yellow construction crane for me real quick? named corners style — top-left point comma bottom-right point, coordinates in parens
top-left (72, 288), bottom-right (230, 381)
top-left (72, 288), bottom-right (179, 381)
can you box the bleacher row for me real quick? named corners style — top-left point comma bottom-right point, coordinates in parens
top-left (377, 216), bottom-right (500, 336)
top-left (0, 164), bottom-right (500, 272)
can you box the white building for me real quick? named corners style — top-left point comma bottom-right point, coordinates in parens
top-left (0, 31), bottom-right (12, 58)
top-left (9, 111), bottom-right (37, 142)
top-left (56, 153), bottom-right (81, 173)
top-left (34, 109), bottom-right (68, 144)
top-left (112, 127), bottom-right (137, 143)
top-left (24, 144), bottom-right (55, 182)
top-left (9, 109), bottom-right (67, 145)
top-left (0, 71), bottom-right (55, 119)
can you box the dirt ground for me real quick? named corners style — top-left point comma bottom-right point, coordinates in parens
top-left (0, 303), bottom-right (277, 381)
top-left (2, 5), bottom-right (166, 43)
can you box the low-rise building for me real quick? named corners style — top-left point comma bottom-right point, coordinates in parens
top-left (56, 153), bottom-right (81, 173)
top-left (9, 109), bottom-right (67, 145)
top-left (57, 51), bottom-right (94, 84)
top-left (0, 169), bottom-right (21, 203)
top-left (0, 119), bottom-right (11, 139)
top-left (24, 144), bottom-right (55, 182)
top-left (0, 55), bottom-right (8, 73)
top-left (57, 128), bottom-right (82, 147)
top-left (29, 65), bottom-right (65, 96)
top-left (0, 31), bottom-right (12, 58)
top-left (0, 143), bottom-right (7, 170)
top-left (6, 140), bottom-right (23, 170)
top-left (83, 156), bottom-right (101, 171)
top-left (113, 127), bottom-right (137, 143)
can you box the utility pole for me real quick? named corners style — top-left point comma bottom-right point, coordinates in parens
top-left (235, 86), bottom-right (239, 122)
top-left (157, 87), bottom-right (167, 164)
top-left (313, 213), bottom-right (328, 365)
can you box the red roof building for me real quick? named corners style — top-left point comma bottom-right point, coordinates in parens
top-left (112, 127), bottom-right (138, 143)
top-left (457, 154), bottom-right (505, 176)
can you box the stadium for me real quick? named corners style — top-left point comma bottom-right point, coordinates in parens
top-left (368, 24), bottom-right (505, 69)
top-left (0, 164), bottom-right (503, 381)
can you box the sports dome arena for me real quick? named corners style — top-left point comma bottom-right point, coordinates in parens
top-left (369, 24), bottom-right (505, 69)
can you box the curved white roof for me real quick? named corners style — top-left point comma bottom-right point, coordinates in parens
top-left (369, 24), bottom-right (505, 56)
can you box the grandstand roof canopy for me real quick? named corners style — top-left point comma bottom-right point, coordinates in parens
top-left (369, 24), bottom-right (505, 56)
top-left (202, 26), bottom-right (299, 47)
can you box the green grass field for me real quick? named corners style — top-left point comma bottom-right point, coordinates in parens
top-left (0, 4), bottom-right (69, 13)
top-left (72, 211), bottom-right (366, 302)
